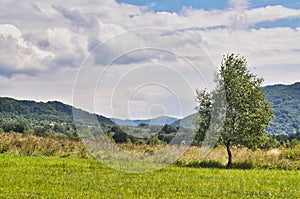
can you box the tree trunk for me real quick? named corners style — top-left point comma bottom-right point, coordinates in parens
top-left (226, 143), bottom-right (232, 168)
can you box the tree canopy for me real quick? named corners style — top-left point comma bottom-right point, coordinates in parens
top-left (195, 54), bottom-right (274, 167)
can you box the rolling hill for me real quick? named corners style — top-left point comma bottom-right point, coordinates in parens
top-left (111, 116), bottom-right (178, 126)
top-left (264, 82), bottom-right (300, 134)
top-left (0, 97), bottom-right (113, 127)
top-left (0, 82), bottom-right (299, 136)
top-left (172, 82), bottom-right (300, 135)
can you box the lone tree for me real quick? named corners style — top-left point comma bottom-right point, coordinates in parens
top-left (195, 54), bottom-right (273, 167)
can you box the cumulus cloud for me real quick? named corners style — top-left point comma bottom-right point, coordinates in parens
top-left (0, 24), bottom-right (54, 73)
top-left (246, 5), bottom-right (300, 24)
top-left (196, 27), bottom-right (300, 67)
top-left (46, 27), bottom-right (88, 67)
top-left (0, 0), bottom-right (299, 117)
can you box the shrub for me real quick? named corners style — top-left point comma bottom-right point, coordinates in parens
top-left (279, 144), bottom-right (300, 161)
top-left (0, 133), bottom-right (89, 158)
top-left (176, 160), bottom-right (224, 169)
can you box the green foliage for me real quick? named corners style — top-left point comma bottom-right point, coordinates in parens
top-left (138, 123), bottom-right (148, 127)
top-left (135, 139), bottom-right (146, 145)
top-left (146, 135), bottom-right (162, 145)
top-left (218, 54), bottom-right (273, 150)
top-left (271, 132), bottom-right (300, 148)
top-left (194, 89), bottom-right (212, 145)
top-left (0, 97), bottom-right (113, 125)
top-left (195, 54), bottom-right (274, 166)
top-left (112, 130), bottom-right (130, 143)
top-left (265, 82), bottom-right (300, 134)
top-left (108, 123), bottom-right (185, 145)
top-left (279, 144), bottom-right (300, 161)
top-left (157, 132), bottom-right (174, 144)
top-left (291, 138), bottom-right (299, 148)
top-left (176, 159), bottom-right (254, 170)
top-left (0, 97), bottom-right (113, 139)
top-left (261, 136), bottom-right (280, 149)
top-left (177, 82), bottom-right (300, 136)
top-left (161, 124), bottom-right (178, 134)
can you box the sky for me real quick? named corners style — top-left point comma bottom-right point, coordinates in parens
top-left (0, 0), bottom-right (299, 119)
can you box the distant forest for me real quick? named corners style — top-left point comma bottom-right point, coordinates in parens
top-left (264, 82), bottom-right (300, 134)
top-left (0, 82), bottom-right (299, 147)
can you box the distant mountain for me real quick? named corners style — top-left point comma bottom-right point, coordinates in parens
top-left (111, 116), bottom-right (178, 126)
top-left (0, 97), bottom-right (114, 126)
top-left (171, 114), bottom-right (196, 128)
top-left (1, 82), bottom-right (299, 135)
top-left (264, 82), bottom-right (300, 134)
top-left (172, 82), bottom-right (300, 134)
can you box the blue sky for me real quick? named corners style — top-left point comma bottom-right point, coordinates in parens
top-left (118, 0), bottom-right (300, 29)
top-left (118, 0), bottom-right (300, 11)
top-left (0, 0), bottom-right (299, 118)
top-left (255, 18), bottom-right (300, 29)
top-left (251, 0), bottom-right (300, 9)
top-left (117, 0), bottom-right (229, 11)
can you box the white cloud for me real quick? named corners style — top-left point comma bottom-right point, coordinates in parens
top-left (0, 24), bottom-right (22, 38)
top-left (0, 0), bottom-right (299, 118)
top-left (229, 0), bottom-right (250, 11)
top-left (196, 27), bottom-right (300, 67)
top-left (0, 67), bottom-right (78, 105)
top-left (46, 27), bottom-right (88, 68)
top-left (246, 5), bottom-right (300, 25)
top-left (0, 24), bottom-right (54, 72)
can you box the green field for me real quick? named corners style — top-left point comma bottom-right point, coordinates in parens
top-left (0, 155), bottom-right (299, 198)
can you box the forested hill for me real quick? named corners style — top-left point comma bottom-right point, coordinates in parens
top-left (172, 82), bottom-right (300, 135)
top-left (0, 82), bottom-right (299, 136)
top-left (0, 97), bottom-right (113, 127)
top-left (264, 82), bottom-right (300, 134)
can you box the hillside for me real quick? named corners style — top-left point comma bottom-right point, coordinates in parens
top-left (0, 97), bottom-right (113, 125)
top-left (171, 114), bottom-right (196, 128)
top-left (0, 82), bottom-right (299, 137)
top-left (0, 97), bottom-right (113, 138)
top-left (111, 116), bottom-right (178, 126)
top-left (173, 82), bottom-right (300, 135)
top-left (264, 82), bottom-right (300, 134)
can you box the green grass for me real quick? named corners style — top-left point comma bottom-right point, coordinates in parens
top-left (2, 133), bottom-right (300, 170)
top-left (0, 155), bottom-right (299, 198)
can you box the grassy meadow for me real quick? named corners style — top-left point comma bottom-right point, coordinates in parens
top-left (0, 133), bottom-right (300, 198)
top-left (0, 154), bottom-right (299, 198)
